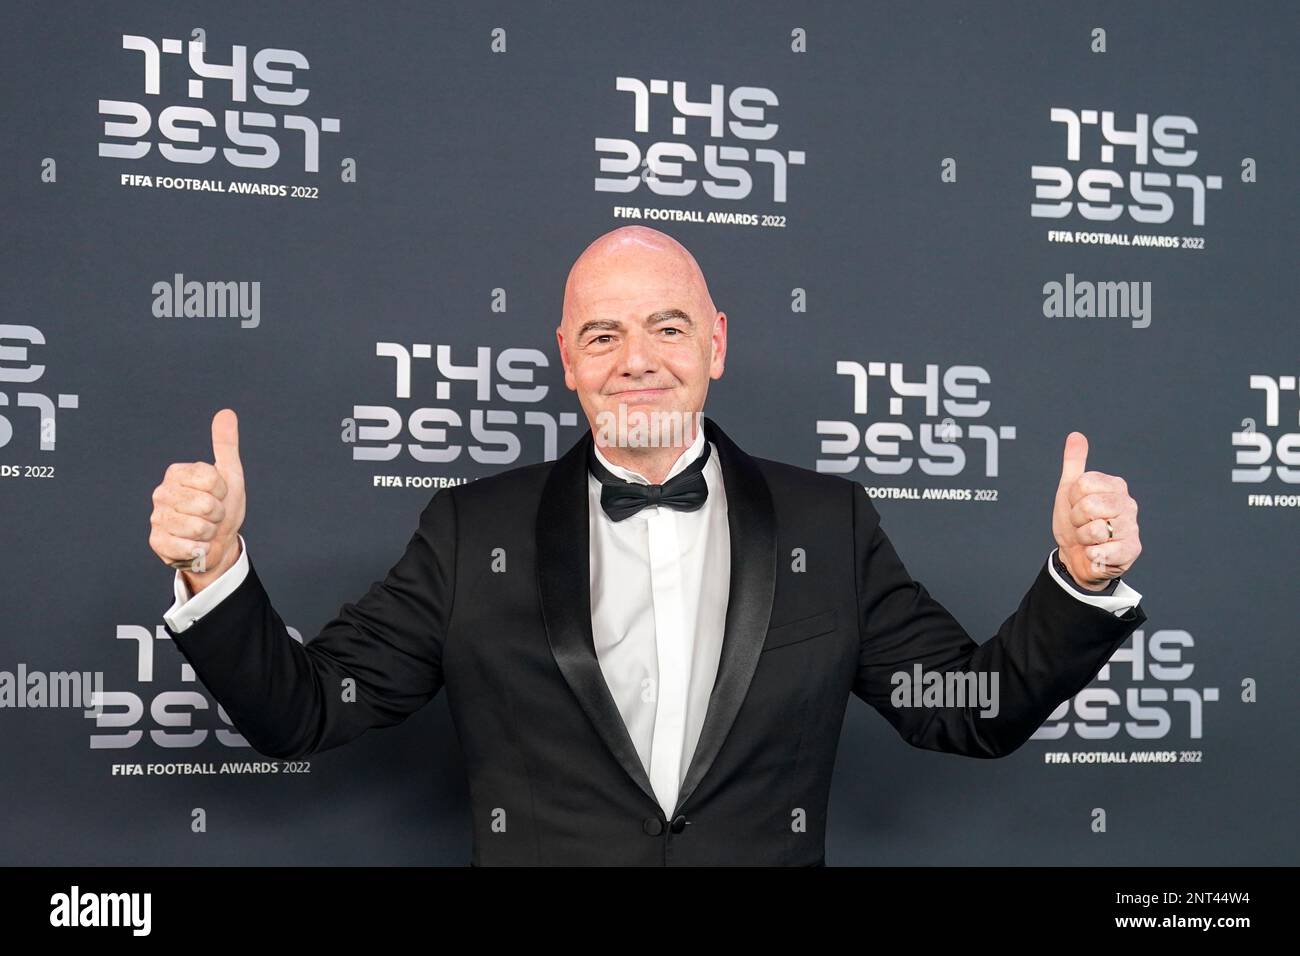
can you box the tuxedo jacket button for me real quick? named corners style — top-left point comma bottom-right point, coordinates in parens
top-left (669, 815), bottom-right (687, 834)
top-left (642, 817), bottom-right (664, 836)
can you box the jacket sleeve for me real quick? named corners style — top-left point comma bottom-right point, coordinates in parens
top-left (164, 487), bottom-right (458, 760)
top-left (850, 482), bottom-right (1145, 758)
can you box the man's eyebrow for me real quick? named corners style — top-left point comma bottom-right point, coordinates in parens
top-left (576, 309), bottom-right (693, 340)
top-left (647, 308), bottom-right (693, 328)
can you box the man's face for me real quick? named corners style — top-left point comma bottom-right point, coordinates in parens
top-left (557, 247), bottom-right (726, 445)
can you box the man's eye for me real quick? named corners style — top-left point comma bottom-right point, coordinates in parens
top-left (661, 328), bottom-right (680, 336)
top-left (591, 335), bottom-right (613, 345)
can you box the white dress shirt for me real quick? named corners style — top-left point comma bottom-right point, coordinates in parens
top-left (163, 431), bottom-right (1142, 817)
top-left (587, 426), bottom-right (729, 816)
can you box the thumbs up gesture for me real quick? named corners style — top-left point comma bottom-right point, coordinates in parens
top-left (149, 408), bottom-right (247, 591)
top-left (1051, 432), bottom-right (1141, 589)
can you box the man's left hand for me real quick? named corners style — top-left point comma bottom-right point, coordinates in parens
top-left (1052, 432), bottom-right (1142, 590)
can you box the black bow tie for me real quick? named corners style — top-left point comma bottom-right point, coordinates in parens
top-left (588, 439), bottom-right (711, 522)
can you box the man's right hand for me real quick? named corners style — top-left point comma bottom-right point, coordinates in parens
top-left (149, 408), bottom-right (247, 594)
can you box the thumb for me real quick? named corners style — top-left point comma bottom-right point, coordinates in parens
top-left (1057, 431), bottom-right (1088, 492)
top-left (211, 408), bottom-right (242, 477)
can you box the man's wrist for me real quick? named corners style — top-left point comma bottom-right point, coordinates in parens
top-left (1053, 547), bottom-right (1120, 596)
top-left (180, 537), bottom-right (242, 594)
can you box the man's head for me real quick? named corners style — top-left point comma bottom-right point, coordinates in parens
top-left (557, 226), bottom-right (726, 452)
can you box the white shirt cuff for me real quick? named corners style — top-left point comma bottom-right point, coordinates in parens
top-left (163, 534), bottom-right (250, 633)
top-left (1046, 547), bottom-right (1141, 617)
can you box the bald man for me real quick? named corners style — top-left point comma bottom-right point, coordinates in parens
top-left (152, 226), bottom-right (1145, 866)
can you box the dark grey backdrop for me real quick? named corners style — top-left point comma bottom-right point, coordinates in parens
top-left (1, 0), bottom-right (1295, 865)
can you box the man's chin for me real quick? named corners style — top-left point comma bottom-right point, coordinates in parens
top-left (592, 402), bottom-right (701, 450)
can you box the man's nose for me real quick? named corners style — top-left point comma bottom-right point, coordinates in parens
top-left (619, 329), bottom-right (656, 376)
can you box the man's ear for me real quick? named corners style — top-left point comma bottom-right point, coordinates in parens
top-left (709, 312), bottom-right (727, 379)
top-left (555, 327), bottom-right (576, 390)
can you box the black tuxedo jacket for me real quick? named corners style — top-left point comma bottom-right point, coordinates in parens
top-left (166, 415), bottom-right (1145, 866)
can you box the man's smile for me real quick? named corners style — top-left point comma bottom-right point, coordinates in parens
top-left (612, 387), bottom-right (671, 400)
